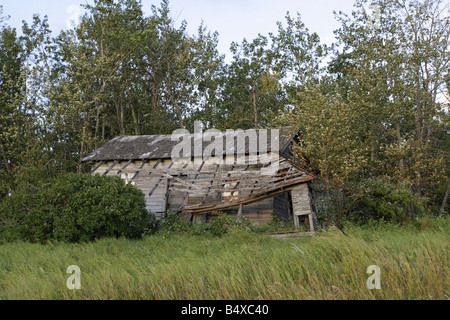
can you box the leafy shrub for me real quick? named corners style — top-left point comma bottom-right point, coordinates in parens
top-left (157, 211), bottom-right (251, 237)
top-left (351, 177), bottom-right (428, 223)
top-left (249, 214), bottom-right (295, 234)
top-left (412, 216), bottom-right (450, 232)
top-left (157, 212), bottom-right (196, 234)
top-left (0, 173), bottom-right (156, 243)
top-left (207, 213), bottom-right (247, 236)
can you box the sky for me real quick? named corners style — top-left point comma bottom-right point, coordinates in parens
top-left (1, 0), bottom-right (358, 61)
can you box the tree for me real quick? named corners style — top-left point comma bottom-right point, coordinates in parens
top-left (270, 12), bottom-right (328, 91)
top-left (332, 0), bottom-right (449, 204)
top-left (0, 24), bottom-right (25, 196)
top-left (272, 0), bottom-right (449, 221)
top-left (217, 34), bottom-right (287, 130)
top-left (0, 13), bottom-right (57, 196)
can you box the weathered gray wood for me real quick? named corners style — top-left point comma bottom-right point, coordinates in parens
top-left (130, 159), bottom-right (149, 181)
top-left (291, 184), bottom-right (314, 231)
top-left (238, 203), bottom-right (243, 217)
top-left (274, 193), bottom-right (290, 221)
top-left (148, 162), bottom-right (175, 197)
top-left (94, 151), bottom-right (314, 226)
top-left (182, 160), bottom-right (206, 201)
top-left (268, 232), bottom-right (315, 239)
top-left (117, 160), bottom-right (133, 174)
top-left (102, 161), bottom-right (119, 176)
top-left (90, 161), bottom-right (105, 175)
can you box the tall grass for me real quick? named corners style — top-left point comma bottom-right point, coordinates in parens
top-left (0, 217), bottom-right (448, 300)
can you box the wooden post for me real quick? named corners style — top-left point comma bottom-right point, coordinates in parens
top-left (308, 213), bottom-right (314, 232)
top-left (163, 177), bottom-right (171, 218)
top-left (238, 203), bottom-right (243, 217)
top-left (293, 212), bottom-right (300, 230)
top-left (89, 161), bottom-right (105, 175)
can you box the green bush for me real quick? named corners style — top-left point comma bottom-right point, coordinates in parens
top-left (249, 213), bottom-right (295, 234)
top-left (351, 177), bottom-right (429, 223)
top-left (157, 211), bottom-right (251, 237)
top-left (157, 212), bottom-right (196, 234)
top-left (0, 173), bottom-right (156, 243)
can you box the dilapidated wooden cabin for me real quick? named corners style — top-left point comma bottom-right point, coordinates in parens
top-left (82, 127), bottom-right (317, 231)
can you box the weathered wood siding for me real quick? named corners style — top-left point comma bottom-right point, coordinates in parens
top-left (291, 183), bottom-right (314, 231)
top-left (273, 193), bottom-right (291, 221)
top-left (93, 159), bottom-right (172, 218)
top-left (241, 198), bottom-right (274, 225)
top-left (291, 184), bottom-right (312, 216)
top-left (91, 156), bottom-right (314, 228)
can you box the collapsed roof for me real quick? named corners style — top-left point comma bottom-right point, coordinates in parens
top-left (82, 127), bottom-right (296, 162)
top-left (83, 127), bottom-right (313, 216)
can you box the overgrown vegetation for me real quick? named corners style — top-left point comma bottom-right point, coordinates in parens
top-left (351, 177), bottom-right (429, 223)
top-left (0, 174), bottom-right (155, 243)
top-left (0, 0), bottom-right (447, 300)
top-left (157, 212), bottom-right (252, 237)
top-left (249, 214), bottom-right (298, 234)
top-left (0, 0), bottom-right (448, 224)
top-left (0, 217), bottom-right (448, 300)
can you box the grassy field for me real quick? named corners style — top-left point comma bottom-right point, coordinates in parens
top-left (0, 217), bottom-right (448, 300)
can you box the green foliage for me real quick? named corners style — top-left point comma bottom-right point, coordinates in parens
top-left (271, 0), bottom-right (449, 223)
top-left (157, 211), bottom-right (251, 237)
top-left (412, 216), bottom-right (450, 233)
top-left (0, 173), bottom-right (155, 243)
top-left (351, 177), bottom-right (429, 223)
top-left (207, 212), bottom-right (251, 236)
top-left (249, 214), bottom-right (296, 234)
top-left (158, 211), bottom-right (300, 236)
top-left (157, 212), bottom-right (196, 234)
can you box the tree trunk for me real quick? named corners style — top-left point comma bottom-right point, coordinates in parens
top-left (111, 83), bottom-right (124, 135)
top-left (95, 105), bottom-right (100, 150)
top-left (396, 121), bottom-right (404, 173)
top-left (252, 81), bottom-right (258, 129)
top-left (167, 62), bottom-right (184, 129)
top-left (440, 183), bottom-right (450, 216)
top-left (79, 125), bottom-right (86, 173)
top-left (102, 116), bottom-right (105, 141)
top-left (124, 67), bottom-right (139, 135)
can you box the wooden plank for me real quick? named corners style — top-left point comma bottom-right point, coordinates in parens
top-left (89, 161), bottom-right (105, 175)
top-left (182, 177), bottom-right (313, 214)
top-left (130, 159), bottom-right (149, 181)
top-left (149, 162), bottom-right (174, 197)
top-left (291, 183), bottom-right (314, 231)
top-left (170, 162), bottom-right (191, 212)
top-left (149, 159), bottom-right (163, 173)
top-left (154, 170), bottom-right (305, 185)
top-left (117, 160), bottom-right (133, 174)
top-left (183, 160), bottom-right (206, 201)
top-left (102, 161), bottom-right (119, 176)
top-left (125, 161), bottom-right (296, 178)
top-left (308, 213), bottom-right (314, 232)
top-left (200, 164), bottom-right (220, 205)
top-left (268, 232), bottom-right (315, 239)
top-left (171, 174), bottom-right (313, 201)
top-left (238, 203), bottom-right (243, 217)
